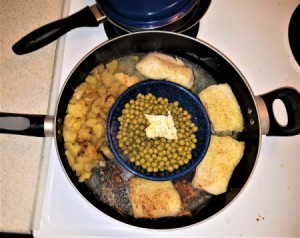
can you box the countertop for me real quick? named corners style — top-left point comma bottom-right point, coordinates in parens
top-left (0, 0), bottom-right (63, 233)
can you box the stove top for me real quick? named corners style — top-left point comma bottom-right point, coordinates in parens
top-left (33, 0), bottom-right (300, 237)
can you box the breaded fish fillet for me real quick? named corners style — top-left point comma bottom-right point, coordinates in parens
top-left (129, 178), bottom-right (181, 218)
top-left (192, 135), bottom-right (245, 195)
top-left (135, 52), bottom-right (194, 89)
top-left (198, 83), bottom-right (244, 133)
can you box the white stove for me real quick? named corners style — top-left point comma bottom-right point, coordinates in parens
top-left (33, 0), bottom-right (300, 236)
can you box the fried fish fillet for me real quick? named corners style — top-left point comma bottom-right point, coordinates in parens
top-left (135, 52), bottom-right (194, 89)
top-left (129, 178), bottom-right (181, 218)
top-left (192, 135), bottom-right (245, 195)
top-left (198, 83), bottom-right (244, 133)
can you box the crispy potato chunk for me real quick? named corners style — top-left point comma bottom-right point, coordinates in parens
top-left (63, 58), bottom-right (136, 182)
top-left (85, 75), bottom-right (98, 85)
top-left (114, 72), bottom-right (139, 87)
top-left (101, 71), bottom-right (114, 86)
top-left (67, 101), bottom-right (89, 118)
top-left (64, 142), bottom-right (81, 157)
top-left (63, 130), bottom-right (77, 142)
top-left (106, 59), bottom-right (119, 73)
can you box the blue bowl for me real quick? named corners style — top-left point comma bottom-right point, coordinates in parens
top-left (107, 80), bottom-right (211, 181)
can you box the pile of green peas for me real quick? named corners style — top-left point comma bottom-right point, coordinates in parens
top-left (116, 93), bottom-right (198, 173)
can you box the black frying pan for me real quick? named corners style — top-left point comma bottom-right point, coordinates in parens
top-left (12, 0), bottom-right (211, 55)
top-left (1, 32), bottom-right (300, 229)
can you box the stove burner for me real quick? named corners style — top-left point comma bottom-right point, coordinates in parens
top-left (288, 4), bottom-right (300, 66)
top-left (103, 21), bottom-right (200, 39)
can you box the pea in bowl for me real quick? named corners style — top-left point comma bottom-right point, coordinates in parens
top-left (107, 80), bottom-right (211, 181)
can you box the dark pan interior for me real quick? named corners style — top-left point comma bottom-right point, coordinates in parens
top-left (55, 32), bottom-right (260, 229)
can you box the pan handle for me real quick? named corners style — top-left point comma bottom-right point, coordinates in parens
top-left (0, 113), bottom-right (54, 137)
top-left (12, 5), bottom-right (105, 55)
top-left (259, 88), bottom-right (300, 136)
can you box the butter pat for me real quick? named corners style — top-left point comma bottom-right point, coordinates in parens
top-left (145, 111), bottom-right (177, 140)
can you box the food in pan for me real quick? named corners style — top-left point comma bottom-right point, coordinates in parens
top-left (63, 52), bottom-right (245, 219)
top-left (116, 93), bottom-right (198, 173)
top-left (198, 83), bottom-right (244, 133)
top-left (63, 59), bottom-right (139, 182)
top-left (114, 72), bottom-right (139, 87)
top-left (136, 52), bottom-right (194, 89)
top-left (192, 135), bottom-right (245, 195)
top-left (129, 178), bottom-right (181, 218)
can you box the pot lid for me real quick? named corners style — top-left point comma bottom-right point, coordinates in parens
top-left (97, 0), bottom-right (198, 30)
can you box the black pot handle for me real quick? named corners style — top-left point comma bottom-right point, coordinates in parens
top-left (12, 5), bottom-right (104, 55)
top-left (260, 88), bottom-right (300, 136)
top-left (0, 113), bottom-right (53, 137)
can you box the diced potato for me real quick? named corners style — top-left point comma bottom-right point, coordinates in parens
top-left (108, 82), bottom-right (125, 98)
top-left (65, 150), bottom-right (75, 167)
top-left (116, 84), bottom-right (128, 95)
top-left (84, 144), bottom-right (98, 159)
top-left (101, 71), bottom-right (114, 86)
top-left (85, 118), bottom-right (98, 128)
top-left (91, 98), bottom-right (104, 115)
top-left (78, 172), bottom-right (92, 182)
top-left (91, 64), bottom-right (104, 77)
top-left (93, 123), bottom-right (105, 139)
top-left (74, 162), bottom-right (84, 175)
top-left (104, 95), bottom-right (116, 108)
top-left (83, 94), bottom-right (97, 104)
top-left (63, 129), bottom-right (77, 142)
top-left (77, 126), bottom-right (91, 141)
top-left (96, 87), bottom-right (107, 98)
top-left (72, 119), bottom-right (83, 132)
top-left (73, 83), bottom-right (87, 99)
top-left (86, 75), bottom-right (98, 85)
top-left (65, 142), bottom-right (81, 157)
top-left (63, 56), bottom-right (143, 182)
top-left (93, 137), bottom-right (105, 150)
top-left (106, 60), bottom-right (119, 73)
top-left (86, 111), bottom-right (97, 119)
top-left (114, 72), bottom-right (139, 87)
top-left (67, 101), bottom-right (89, 118)
top-left (77, 156), bottom-right (92, 164)
top-left (100, 144), bottom-right (114, 160)
top-left (64, 114), bottom-right (77, 128)
top-left (84, 162), bottom-right (94, 172)
top-left (84, 84), bottom-right (95, 94)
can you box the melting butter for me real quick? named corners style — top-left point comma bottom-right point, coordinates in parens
top-left (144, 111), bottom-right (177, 140)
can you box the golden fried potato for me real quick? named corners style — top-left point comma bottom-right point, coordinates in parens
top-left (63, 58), bottom-right (139, 182)
top-left (64, 142), bottom-right (81, 157)
top-left (106, 59), bottom-right (119, 73)
top-left (114, 72), bottom-right (139, 87)
top-left (67, 101), bottom-right (89, 118)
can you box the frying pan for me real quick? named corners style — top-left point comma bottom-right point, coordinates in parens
top-left (1, 32), bottom-right (300, 229)
top-left (12, 0), bottom-right (211, 55)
